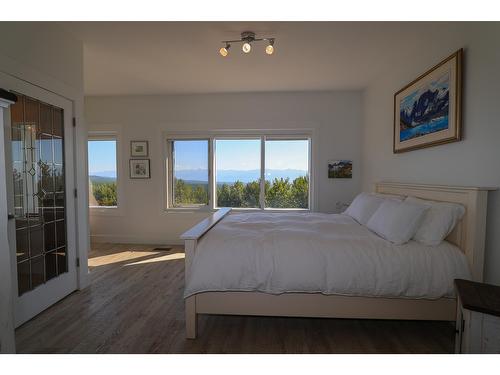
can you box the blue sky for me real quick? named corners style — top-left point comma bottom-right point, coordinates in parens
top-left (88, 140), bottom-right (117, 176)
top-left (174, 139), bottom-right (309, 171)
top-left (88, 139), bottom-right (309, 178)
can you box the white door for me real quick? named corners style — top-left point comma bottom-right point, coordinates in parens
top-left (1, 72), bottom-right (78, 327)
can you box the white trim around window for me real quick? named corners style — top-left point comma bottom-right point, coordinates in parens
top-left (163, 129), bottom-right (315, 213)
top-left (88, 128), bottom-right (124, 216)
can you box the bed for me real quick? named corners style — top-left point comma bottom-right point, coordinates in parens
top-left (181, 182), bottom-right (493, 339)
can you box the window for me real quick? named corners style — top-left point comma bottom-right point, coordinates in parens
top-left (169, 139), bottom-right (209, 207)
top-left (88, 137), bottom-right (118, 207)
top-left (167, 134), bottom-right (311, 210)
top-left (215, 139), bottom-right (261, 208)
top-left (265, 139), bottom-right (310, 209)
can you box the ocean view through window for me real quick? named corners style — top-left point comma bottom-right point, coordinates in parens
top-left (88, 139), bottom-right (117, 207)
top-left (215, 139), bottom-right (261, 208)
top-left (167, 134), bottom-right (311, 210)
top-left (265, 139), bottom-right (309, 209)
top-left (171, 139), bottom-right (209, 207)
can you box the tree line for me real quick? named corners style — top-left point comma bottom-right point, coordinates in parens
top-left (90, 182), bottom-right (117, 206)
top-left (174, 176), bottom-right (308, 208)
top-left (89, 176), bottom-right (309, 209)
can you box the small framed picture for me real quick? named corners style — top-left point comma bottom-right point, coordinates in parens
top-left (130, 140), bottom-right (148, 157)
top-left (130, 159), bottom-right (151, 179)
top-left (328, 160), bottom-right (352, 179)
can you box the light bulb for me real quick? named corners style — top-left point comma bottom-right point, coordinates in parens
top-left (242, 42), bottom-right (251, 53)
top-left (219, 47), bottom-right (229, 57)
top-left (265, 44), bottom-right (274, 55)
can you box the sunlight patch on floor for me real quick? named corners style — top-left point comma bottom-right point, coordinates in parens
top-left (89, 251), bottom-right (161, 267)
top-left (124, 252), bottom-right (185, 266)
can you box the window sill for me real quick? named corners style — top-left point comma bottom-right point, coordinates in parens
top-left (163, 206), bottom-right (215, 214)
top-left (163, 207), bottom-right (311, 214)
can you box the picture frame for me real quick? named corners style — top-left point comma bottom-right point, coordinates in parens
top-left (328, 160), bottom-right (352, 179)
top-left (393, 49), bottom-right (462, 153)
top-left (129, 159), bottom-right (151, 179)
top-left (130, 140), bottom-right (149, 157)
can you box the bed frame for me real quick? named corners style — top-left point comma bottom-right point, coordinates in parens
top-left (181, 182), bottom-right (495, 339)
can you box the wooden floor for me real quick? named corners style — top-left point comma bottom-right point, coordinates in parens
top-left (16, 243), bottom-right (456, 354)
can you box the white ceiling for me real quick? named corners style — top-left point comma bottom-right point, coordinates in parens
top-left (59, 22), bottom-right (460, 96)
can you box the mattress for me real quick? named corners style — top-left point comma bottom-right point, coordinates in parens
top-left (184, 212), bottom-right (471, 299)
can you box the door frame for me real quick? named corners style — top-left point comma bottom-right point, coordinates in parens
top-left (1, 72), bottom-right (80, 327)
top-left (0, 93), bottom-right (16, 353)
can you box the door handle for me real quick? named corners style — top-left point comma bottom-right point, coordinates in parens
top-left (7, 213), bottom-right (15, 220)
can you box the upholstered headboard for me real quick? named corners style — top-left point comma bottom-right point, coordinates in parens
top-left (375, 182), bottom-right (495, 282)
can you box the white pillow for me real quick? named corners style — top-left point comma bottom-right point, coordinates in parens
top-left (366, 199), bottom-right (429, 245)
top-left (343, 193), bottom-right (386, 225)
top-left (406, 196), bottom-right (466, 246)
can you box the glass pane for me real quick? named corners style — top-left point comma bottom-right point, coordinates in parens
top-left (39, 103), bottom-right (52, 134)
top-left (29, 224), bottom-right (44, 257)
top-left (42, 192), bottom-right (55, 209)
top-left (39, 134), bottom-right (53, 164)
top-left (10, 93), bottom-right (69, 295)
top-left (53, 108), bottom-right (63, 138)
top-left (215, 139), bottom-right (261, 208)
top-left (40, 162), bottom-right (54, 192)
top-left (171, 140), bottom-right (209, 207)
top-left (88, 140), bottom-right (117, 207)
top-left (56, 220), bottom-right (66, 248)
top-left (16, 228), bottom-right (29, 262)
top-left (31, 256), bottom-right (45, 289)
top-left (56, 247), bottom-right (67, 275)
top-left (265, 140), bottom-right (309, 209)
top-left (17, 261), bottom-right (31, 295)
top-left (54, 165), bottom-right (64, 192)
top-left (45, 250), bottom-right (57, 281)
top-left (53, 137), bottom-right (63, 165)
top-left (11, 126), bottom-right (24, 162)
top-left (44, 222), bottom-right (56, 252)
top-left (42, 207), bottom-right (55, 222)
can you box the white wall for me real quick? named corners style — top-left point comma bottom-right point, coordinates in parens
top-left (85, 91), bottom-right (362, 244)
top-left (0, 22), bottom-right (88, 352)
top-left (361, 22), bottom-right (500, 284)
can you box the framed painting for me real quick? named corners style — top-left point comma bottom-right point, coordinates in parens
top-left (328, 160), bottom-right (352, 178)
top-left (394, 49), bottom-right (462, 153)
top-left (130, 140), bottom-right (148, 157)
top-left (130, 159), bottom-right (151, 179)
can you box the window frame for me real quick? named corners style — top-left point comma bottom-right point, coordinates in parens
top-left (164, 130), bottom-right (314, 213)
top-left (166, 137), bottom-right (212, 210)
top-left (88, 131), bottom-right (122, 215)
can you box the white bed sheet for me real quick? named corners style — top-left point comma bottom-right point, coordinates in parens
top-left (184, 212), bottom-right (471, 299)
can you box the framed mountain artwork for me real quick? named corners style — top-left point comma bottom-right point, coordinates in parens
top-left (393, 49), bottom-right (462, 153)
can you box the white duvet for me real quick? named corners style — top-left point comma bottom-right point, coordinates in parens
top-left (184, 212), bottom-right (471, 299)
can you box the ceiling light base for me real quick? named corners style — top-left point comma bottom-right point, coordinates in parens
top-left (240, 31), bottom-right (256, 42)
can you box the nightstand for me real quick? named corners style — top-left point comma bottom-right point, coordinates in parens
top-left (454, 279), bottom-right (500, 353)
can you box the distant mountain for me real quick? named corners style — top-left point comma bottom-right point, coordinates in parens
top-left (400, 88), bottom-right (449, 129)
top-left (89, 175), bottom-right (116, 184)
top-left (90, 170), bottom-right (117, 178)
top-left (175, 169), bottom-right (307, 184)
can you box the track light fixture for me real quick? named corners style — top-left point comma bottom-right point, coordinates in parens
top-left (219, 31), bottom-right (275, 57)
top-left (219, 43), bottom-right (230, 57)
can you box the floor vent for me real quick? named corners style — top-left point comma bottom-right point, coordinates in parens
top-left (153, 247), bottom-right (172, 251)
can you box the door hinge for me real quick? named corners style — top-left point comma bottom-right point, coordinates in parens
top-left (76, 258), bottom-right (80, 268)
top-left (72, 117), bottom-right (76, 127)
top-left (74, 188), bottom-right (78, 198)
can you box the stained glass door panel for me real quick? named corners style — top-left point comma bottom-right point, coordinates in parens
top-left (10, 94), bottom-right (68, 295)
